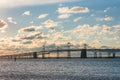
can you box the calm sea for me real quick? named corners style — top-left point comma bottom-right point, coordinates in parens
top-left (0, 58), bottom-right (120, 80)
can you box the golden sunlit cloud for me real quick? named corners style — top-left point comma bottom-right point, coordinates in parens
top-left (7, 17), bottom-right (17, 24)
top-left (38, 14), bottom-right (48, 19)
top-left (58, 14), bottom-right (71, 19)
top-left (0, 19), bottom-right (8, 30)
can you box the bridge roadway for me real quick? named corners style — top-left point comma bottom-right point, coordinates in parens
top-left (0, 49), bottom-right (120, 59)
top-left (42, 49), bottom-right (120, 53)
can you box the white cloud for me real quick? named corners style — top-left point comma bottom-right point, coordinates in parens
top-left (53, 32), bottom-right (71, 41)
top-left (0, 0), bottom-right (78, 8)
top-left (15, 31), bottom-right (50, 49)
top-left (0, 19), bottom-right (8, 30)
top-left (73, 17), bottom-right (82, 22)
top-left (43, 19), bottom-right (58, 30)
top-left (38, 14), bottom-right (48, 19)
top-left (90, 14), bottom-right (95, 17)
top-left (64, 24), bottom-right (120, 48)
top-left (97, 17), bottom-right (113, 21)
top-left (113, 25), bottom-right (120, 30)
top-left (19, 27), bottom-right (35, 33)
top-left (59, 3), bottom-right (64, 7)
top-left (7, 17), bottom-right (17, 24)
top-left (58, 14), bottom-right (71, 19)
top-left (101, 25), bottom-right (111, 33)
top-left (15, 23), bottom-right (120, 49)
top-left (0, 37), bottom-right (32, 55)
top-left (104, 7), bottom-right (110, 12)
top-left (90, 40), bottom-right (102, 48)
top-left (0, 30), bottom-right (6, 33)
top-left (22, 41), bottom-right (32, 44)
top-left (19, 26), bottom-right (43, 33)
top-left (22, 11), bottom-right (30, 16)
top-left (19, 32), bottom-right (46, 40)
top-left (58, 6), bottom-right (89, 14)
top-left (0, 23), bottom-right (120, 54)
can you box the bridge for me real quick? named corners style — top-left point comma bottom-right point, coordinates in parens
top-left (0, 48), bottom-right (120, 59)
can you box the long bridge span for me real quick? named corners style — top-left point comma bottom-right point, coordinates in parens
top-left (0, 49), bottom-right (120, 59)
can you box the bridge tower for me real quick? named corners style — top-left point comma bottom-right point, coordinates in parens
top-left (94, 51), bottom-right (97, 58)
top-left (67, 42), bottom-right (71, 58)
top-left (42, 45), bottom-right (45, 59)
top-left (113, 52), bottom-right (115, 58)
top-left (33, 52), bottom-right (37, 59)
top-left (56, 46), bottom-right (59, 58)
top-left (81, 44), bottom-right (87, 58)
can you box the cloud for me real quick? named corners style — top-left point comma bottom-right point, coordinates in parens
top-left (0, 37), bottom-right (33, 55)
top-left (46, 32), bottom-right (72, 47)
top-left (71, 24), bottom-right (98, 36)
top-left (43, 19), bottom-right (58, 30)
top-left (101, 25), bottom-right (111, 33)
top-left (0, 19), bottom-right (8, 30)
top-left (7, 17), bottom-right (17, 24)
top-left (19, 27), bottom-right (35, 33)
top-left (58, 6), bottom-right (89, 14)
top-left (72, 24), bottom-right (114, 35)
top-left (90, 14), bottom-right (95, 17)
top-left (18, 32), bottom-right (40, 40)
top-left (0, 30), bottom-right (6, 33)
top-left (73, 17), bottom-right (82, 22)
top-left (18, 32), bottom-right (48, 41)
top-left (12, 38), bottom-right (21, 42)
top-left (113, 25), bottom-right (120, 30)
top-left (22, 41), bottom-right (32, 44)
top-left (90, 40), bottom-right (102, 48)
top-left (0, 0), bottom-right (78, 8)
top-left (18, 26), bottom-right (43, 33)
top-left (53, 32), bottom-right (72, 41)
top-left (1, 22), bottom-right (120, 54)
top-left (38, 14), bottom-right (48, 19)
top-left (64, 24), bottom-right (120, 48)
top-left (97, 17), bottom-right (113, 21)
top-left (59, 3), bottom-right (64, 7)
top-left (104, 7), bottom-right (110, 12)
top-left (58, 14), bottom-right (71, 19)
top-left (22, 11), bottom-right (30, 16)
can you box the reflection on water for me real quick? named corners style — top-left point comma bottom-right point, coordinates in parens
top-left (0, 58), bottom-right (120, 80)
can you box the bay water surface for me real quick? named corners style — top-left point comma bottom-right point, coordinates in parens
top-left (0, 58), bottom-right (120, 80)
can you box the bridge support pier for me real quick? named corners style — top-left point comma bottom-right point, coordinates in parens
top-left (33, 52), bottom-right (37, 59)
top-left (81, 49), bottom-right (87, 58)
top-left (108, 52), bottom-right (111, 58)
top-left (57, 50), bottom-right (59, 59)
top-left (94, 51), bottom-right (97, 58)
top-left (113, 53), bottom-right (115, 58)
top-left (10, 56), bottom-right (12, 59)
top-left (42, 53), bottom-right (45, 59)
top-left (99, 52), bottom-right (102, 58)
top-left (67, 50), bottom-right (71, 58)
top-left (56, 47), bottom-right (59, 59)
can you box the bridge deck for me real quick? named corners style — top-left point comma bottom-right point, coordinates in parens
top-left (0, 49), bottom-right (120, 59)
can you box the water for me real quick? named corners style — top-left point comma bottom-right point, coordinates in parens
top-left (0, 58), bottom-right (120, 80)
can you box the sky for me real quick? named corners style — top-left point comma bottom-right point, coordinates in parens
top-left (0, 0), bottom-right (120, 55)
